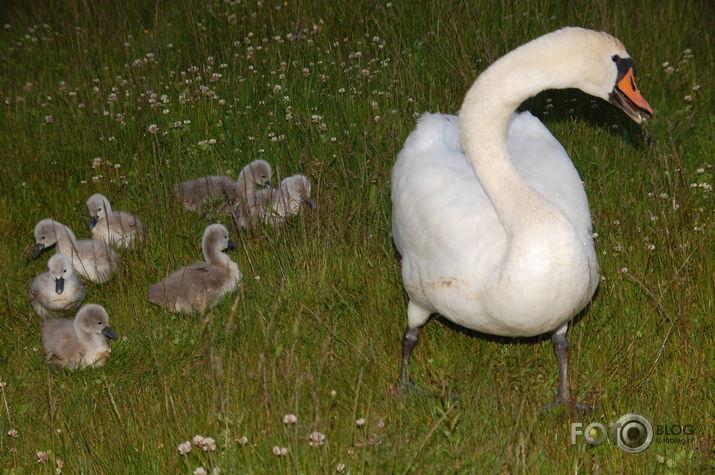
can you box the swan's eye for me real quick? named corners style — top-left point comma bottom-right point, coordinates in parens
top-left (612, 55), bottom-right (619, 62)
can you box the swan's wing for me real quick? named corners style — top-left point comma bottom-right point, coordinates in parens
top-left (392, 113), bottom-right (507, 287)
top-left (507, 112), bottom-right (593, 236)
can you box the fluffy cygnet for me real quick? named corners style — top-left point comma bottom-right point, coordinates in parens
top-left (33, 219), bottom-right (119, 283)
top-left (41, 303), bottom-right (117, 369)
top-left (29, 254), bottom-right (85, 318)
top-left (173, 159), bottom-right (273, 213)
top-left (147, 223), bottom-right (242, 314)
top-left (86, 193), bottom-right (146, 248)
top-left (233, 174), bottom-right (316, 228)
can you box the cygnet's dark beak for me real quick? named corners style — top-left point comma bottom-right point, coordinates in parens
top-left (55, 277), bottom-right (65, 295)
top-left (305, 198), bottom-right (317, 209)
top-left (102, 326), bottom-right (117, 340)
top-left (32, 243), bottom-right (45, 259)
top-left (264, 180), bottom-right (273, 188)
top-left (89, 216), bottom-right (98, 230)
top-left (226, 240), bottom-right (237, 250)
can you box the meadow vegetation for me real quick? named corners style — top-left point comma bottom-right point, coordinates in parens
top-left (0, 0), bottom-right (712, 472)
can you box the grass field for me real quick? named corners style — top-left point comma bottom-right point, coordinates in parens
top-left (0, 0), bottom-right (712, 472)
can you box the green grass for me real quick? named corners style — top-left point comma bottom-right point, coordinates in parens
top-left (0, 0), bottom-right (713, 472)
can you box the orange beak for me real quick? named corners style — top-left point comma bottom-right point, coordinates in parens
top-left (609, 66), bottom-right (653, 124)
top-left (617, 68), bottom-right (653, 116)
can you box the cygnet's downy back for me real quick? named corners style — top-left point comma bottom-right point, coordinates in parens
top-left (33, 219), bottom-right (119, 283)
top-left (234, 174), bottom-right (316, 228)
top-left (147, 224), bottom-right (242, 313)
top-left (173, 160), bottom-right (273, 214)
top-left (41, 303), bottom-right (117, 369)
top-left (87, 193), bottom-right (146, 248)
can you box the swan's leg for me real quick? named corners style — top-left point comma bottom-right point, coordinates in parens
top-left (397, 301), bottom-right (431, 394)
top-left (542, 323), bottom-right (593, 412)
top-left (552, 324), bottom-right (571, 403)
top-left (399, 325), bottom-right (420, 389)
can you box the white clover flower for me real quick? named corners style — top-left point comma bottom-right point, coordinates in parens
top-left (194, 468), bottom-right (207, 475)
top-left (355, 418), bottom-right (366, 427)
top-left (148, 124), bottom-right (159, 134)
top-left (308, 431), bottom-right (326, 447)
top-left (237, 436), bottom-right (248, 445)
top-left (202, 437), bottom-right (217, 451)
top-left (37, 451), bottom-right (48, 464)
top-left (192, 435), bottom-right (205, 446)
top-left (283, 414), bottom-right (297, 424)
top-left (272, 446), bottom-right (281, 456)
top-left (336, 463), bottom-right (346, 473)
top-left (178, 441), bottom-right (192, 455)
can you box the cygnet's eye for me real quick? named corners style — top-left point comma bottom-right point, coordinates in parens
top-left (98, 207), bottom-right (102, 212)
top-left (97, 321), bottom-right (102, 325)
top-left (63, 269), bottom-right (67, 273)
top-left (41, 236), bottom-right (45, 240)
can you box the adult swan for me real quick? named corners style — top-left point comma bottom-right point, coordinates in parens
top-left (391, 27), bottom-right (652, 408)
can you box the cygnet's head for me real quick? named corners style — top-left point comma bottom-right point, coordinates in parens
top-left (33, 219), bottom-right (62, 258)
top-left (87, 193), bottom-right (112, 229)
top-left (202, 223), bottom-right (236, 261)
top-left (281, 175), bottom-right (317, 209)
top-left (47, 254), bottom-right (73, 295)
top-left (75, 304), bottom-right (117, 339)
top-left (245, 159), bottom-right (273, 187)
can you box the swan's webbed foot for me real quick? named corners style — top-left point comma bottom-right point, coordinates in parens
top-left (540, 393), bottom-right (596, 414)
top-left (394, 378), bottom-right (429, 398)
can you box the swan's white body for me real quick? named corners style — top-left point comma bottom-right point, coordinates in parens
top-left (391, 27), bottom-right (652, 403)
top-left (392, 111), bottom-right (598, 336)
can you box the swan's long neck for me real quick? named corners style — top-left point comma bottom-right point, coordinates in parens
top-left (459, 29), bottom-right (604, 237)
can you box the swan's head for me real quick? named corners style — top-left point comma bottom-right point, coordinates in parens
top-left (47, 254), bottom-right (73, 294)
top-left (245, 159), bottom-right (273, 188)
top-left (86, 193), bottom-right (112, 229)
top-left (470, 27), bottom-right (653, 124)
top-left (33, 219), bottom-right (62, 258)
top-left (544, 28), bottom-right (653, 123)
top-left (202, 223), bottom-right (236, 260)
top-left (75, 304), bottom-right (117, 339)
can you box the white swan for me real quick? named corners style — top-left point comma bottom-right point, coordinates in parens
top-left (391, 27), bottom-right (652, 407)
top-left (87, 193), bottom-right (146, 248)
